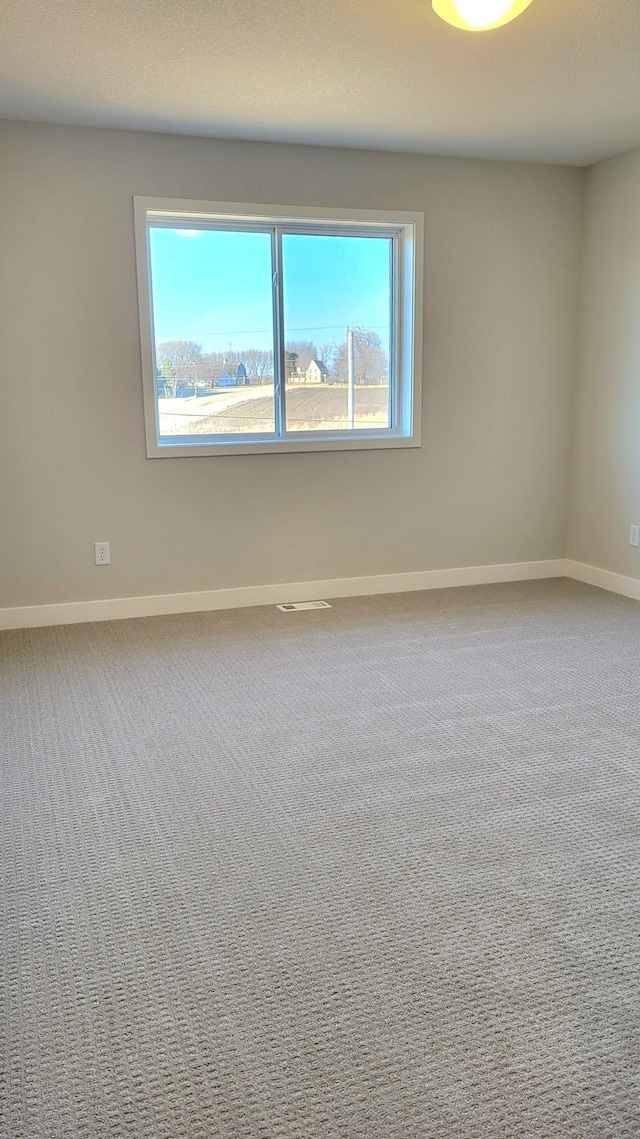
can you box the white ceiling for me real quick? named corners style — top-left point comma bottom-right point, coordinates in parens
top-left (1, 0), bottom-right (640, 166)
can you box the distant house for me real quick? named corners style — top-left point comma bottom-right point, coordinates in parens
top-left (210, 363), bottom-right (251, 387)
top-left (306, 359), bottom-right (329, 384)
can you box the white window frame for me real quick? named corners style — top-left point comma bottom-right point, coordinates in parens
top-left (134, 196), bottom-right (423, 458)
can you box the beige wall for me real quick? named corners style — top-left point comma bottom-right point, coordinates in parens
top-left (568, 147), bottom-right (640, 579)
top-left (0, 121), bottom-right (583, 608)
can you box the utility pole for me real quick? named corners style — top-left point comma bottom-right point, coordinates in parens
top-left (346, 327), bottom-right (355, 429)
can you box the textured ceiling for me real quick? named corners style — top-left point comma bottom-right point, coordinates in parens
top-left (1, 0), bottom-right (640, 165)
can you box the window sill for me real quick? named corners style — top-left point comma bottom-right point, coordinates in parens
top-left (147, 430), bottom-right (421, 458)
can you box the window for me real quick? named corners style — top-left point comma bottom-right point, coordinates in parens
top-left (134, 197), bottom-right (423, 457)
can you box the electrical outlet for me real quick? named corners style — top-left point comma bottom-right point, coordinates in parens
top-left (94, 541), bottom-right (111, 566)
top-left (630, 525), bottom-right (639, 548)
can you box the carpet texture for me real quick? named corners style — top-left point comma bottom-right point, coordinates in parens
top-left (2, 578), bottom-right (640, 1138)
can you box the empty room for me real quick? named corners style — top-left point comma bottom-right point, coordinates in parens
top-left (2, 0), bottom-right (640, 1135)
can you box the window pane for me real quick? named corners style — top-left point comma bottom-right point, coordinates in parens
top-left (149, 227), bottom-right (276, 438)
top-left (281, 233), bottom-right (392, 433)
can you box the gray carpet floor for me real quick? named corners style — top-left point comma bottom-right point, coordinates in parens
top-left (2, 578), bottom-right (640, 1138)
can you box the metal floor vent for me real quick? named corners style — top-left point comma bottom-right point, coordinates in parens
top-left (276, 601), bottom-right (332, 612)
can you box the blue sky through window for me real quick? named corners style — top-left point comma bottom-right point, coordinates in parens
top-left (148, 227), bottom-right (391, 356)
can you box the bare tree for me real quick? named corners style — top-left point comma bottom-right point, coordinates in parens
top-left (317, 341), bottom-right (338, 373)
top-left (285, 340), bottom-right (317, 374)
top-left (203, 347), bottom-right (274, 384)
top-left (334, 327), bottom-right (388, 385)
top-left (157, 340), bottom-right (204, 367)
top-left (155, 342), bottom-right (204, 395)
top-left (285, 351), bottom-right (299, 380)
top-left (242, 348), bottom-right (274, 382)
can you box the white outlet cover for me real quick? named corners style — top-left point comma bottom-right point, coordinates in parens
top-left (94, 541), bottom-right (111, 565)
top-left (630, 525), bottom-right (639, 548)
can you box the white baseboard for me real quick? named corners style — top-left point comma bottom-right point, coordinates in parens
top-left (566, 560), bottom-right (640, 602)
top-left (0, 559), bottom-right (568, 631)
top-left (5, 557), bottom-right (638, 631)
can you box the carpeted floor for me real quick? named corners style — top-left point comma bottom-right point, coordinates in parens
top-left (2, 578), bottom-right (640, 1138)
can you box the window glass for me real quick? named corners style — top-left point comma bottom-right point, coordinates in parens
top-left (281, 233), bottom-right (392, 432)
top-left (149, 227), bottom-right (276, 437)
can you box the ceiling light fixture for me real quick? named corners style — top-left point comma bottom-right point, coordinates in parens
top-left (432, 0), bottom-right (533, 31)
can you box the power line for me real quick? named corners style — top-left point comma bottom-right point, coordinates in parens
top-left (160, 324), bottom-right (389, 338)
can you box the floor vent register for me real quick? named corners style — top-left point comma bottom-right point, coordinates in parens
top-left (276, 601), bottom-right (332, 612)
